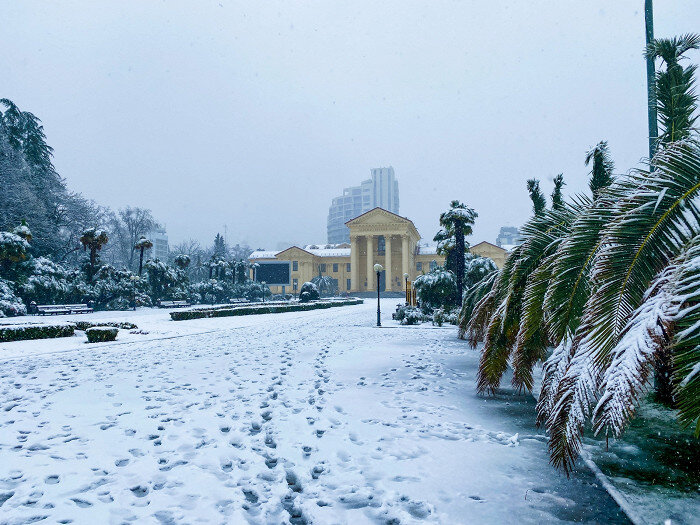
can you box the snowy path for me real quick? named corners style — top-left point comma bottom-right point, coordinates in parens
top-left (0, 301), bottom-right (627, 524)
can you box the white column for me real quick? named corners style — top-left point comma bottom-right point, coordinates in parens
top-left (402, 235), bottom-right (410, 278)
top-left (366, 235), bottom-right (374, 291)
top-left (385, 235), bottom-right (392, 291)
top-left (350, 236), bottom-right (359, 292)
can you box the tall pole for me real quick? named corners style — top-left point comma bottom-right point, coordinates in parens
top-left (645, 0), bottom-right (658, 162)
top-left (376, 271), bottom-right (381, 327)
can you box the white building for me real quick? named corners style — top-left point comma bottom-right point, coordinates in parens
top-left (147, 228), bottom-right (169, 260)
top-left (327, 167), bottom-right (400, 244)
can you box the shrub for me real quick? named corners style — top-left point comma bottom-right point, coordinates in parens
top-left (0, 278), bottom-right (26, 317)
top-left (413, 268), bottom-right (457, 313)
top-left (299, 282), bottom-right (320, 302)
top-left (432, 307), bottom-right (458, 327)
top-left (0, 323), bottom-right (74, 342)
top-left (399, 306), bottom-right (425, 325)
top-left (85, 326), bottom-right (118, 343)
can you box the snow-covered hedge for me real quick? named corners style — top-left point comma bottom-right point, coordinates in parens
top-left (85, 326), bottom-right (119, 343)
top-left (73, 321), bottom-right (137, 331)
top-left (170, 299), bottom-right (363, 321)
top-left (396, 305), bottom-right (426, 325)
top-left (0, 322), bottom-right (75, 342)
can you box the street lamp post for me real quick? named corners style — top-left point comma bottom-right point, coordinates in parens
top-left (374, 263), bottom-right (383, 327)
top-left (130, 275), bottom-right (139, 311)
top-left (261, 281), bottom-right (266, 303)
top-left (403, 272), bottom-right (409, 305)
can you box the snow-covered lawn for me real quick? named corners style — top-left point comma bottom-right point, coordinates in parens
top-left (0, 300), bottom-right (627, 524)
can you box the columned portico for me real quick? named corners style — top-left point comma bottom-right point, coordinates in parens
top-left (346, 208), bottom-right (421, 293)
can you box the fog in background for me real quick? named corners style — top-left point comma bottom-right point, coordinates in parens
top-left (2, 1), bottom-right (697, 249)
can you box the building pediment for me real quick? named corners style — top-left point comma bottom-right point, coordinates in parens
top-left (345, 208), bottom-right (420, 240)
top-left (275, 246), bottom-right (315, 260)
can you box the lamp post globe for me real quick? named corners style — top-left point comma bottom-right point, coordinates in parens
top-left (373, 263), bottom-right (383, 327)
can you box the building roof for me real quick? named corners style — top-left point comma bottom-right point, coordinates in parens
top-left (249, 250), bottom-right (280, 259)
top-left (250, 245), bottom-right (351, 260)
top-left (471, 241), bottom-right (507, 252)
top-left (416, 243), bottom-right (439, 255)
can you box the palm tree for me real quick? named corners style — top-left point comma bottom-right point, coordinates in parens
top-left (584, 141), bottom-right (614, 199)
top-left (526, 179), bottom-right (546, 215)
top-left (134, 236), bottom-right (153, 276)
top-left (80, 228), bottom-right (108, 282)
top-left (434, 201), bottom-right (477, 307)
top-left (645, 34), bottom-right (700, 146)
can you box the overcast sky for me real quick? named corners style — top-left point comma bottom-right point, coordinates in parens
top-left (3, 1), bottom-right (698, 249)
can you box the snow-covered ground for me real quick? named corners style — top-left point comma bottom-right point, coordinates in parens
top-left (0, 300), bottom-right (627, 524)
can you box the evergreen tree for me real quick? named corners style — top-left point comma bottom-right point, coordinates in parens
top-left (213, 233), bottom-right (227, 258)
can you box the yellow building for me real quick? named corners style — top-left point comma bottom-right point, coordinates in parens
top-left (249, 208), bottom-right (508, 294)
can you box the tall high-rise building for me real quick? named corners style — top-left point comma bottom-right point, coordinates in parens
top-left (327, 167), bottom-right (400, 244)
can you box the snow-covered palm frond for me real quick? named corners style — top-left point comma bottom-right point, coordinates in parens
top-left (545, 341), bottom-right (600, 473)
top-left (592, 261), bottom-right (677, 438)
top-left (512, 255), bottom-right (552, 392)
top-left (576, 142), bottom-right (700, 369)
top-left (536, 337), bottom-right (574, 427)
top-left (670, 239), bottom-right (700, 435)
top-left (458, 269), bottom-right (497, 340)
top-left (543, 195), bottom-right (610, 346)
top-left (544, 141), bottom-right (700, 471)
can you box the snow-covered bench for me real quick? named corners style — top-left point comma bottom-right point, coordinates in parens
top-left (36, 304), bottom-right (93, 315)
top-left (159, 300), bottom-right (191, 308)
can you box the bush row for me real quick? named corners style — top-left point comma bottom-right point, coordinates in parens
top-left (171, 299), bottom-right (364, 321)
top-left (0, 323), bottom-right (75, 343)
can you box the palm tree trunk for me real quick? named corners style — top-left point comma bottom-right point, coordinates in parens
top-left (138, 248), bottom-right (144, 276)
top-left (455, 222), bottom-right (464, 307)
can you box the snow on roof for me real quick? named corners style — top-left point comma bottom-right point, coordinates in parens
top-left (306, 248), bottom-right (350, 257)
top-left (249, 250), bottom-right (280, 259)
top-left (416, 243), bottom-right (439, 255)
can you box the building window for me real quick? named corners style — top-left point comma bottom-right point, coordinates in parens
top-left (320, 263), bottom-right (326, 273)
top-left (347, 278), bottom-right (351, 290)
top-left (333, 263), bottom-right (338, 273)
top-left (416, 262), bottom-right (423, 272)
top-left (430, 260), bottom-right (438, 270)
top-left (346, 263), bottom-right (351, 272)
top-left (377, 236), bottom-right (385, 255)
top-left (292, 261), bottom-right (298, 271)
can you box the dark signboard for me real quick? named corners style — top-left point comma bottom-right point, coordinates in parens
top-left (255, 261), bottom-right (291, 286)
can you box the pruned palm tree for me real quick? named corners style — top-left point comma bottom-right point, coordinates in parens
top-left (584, 141), bottom-right (614, 199)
